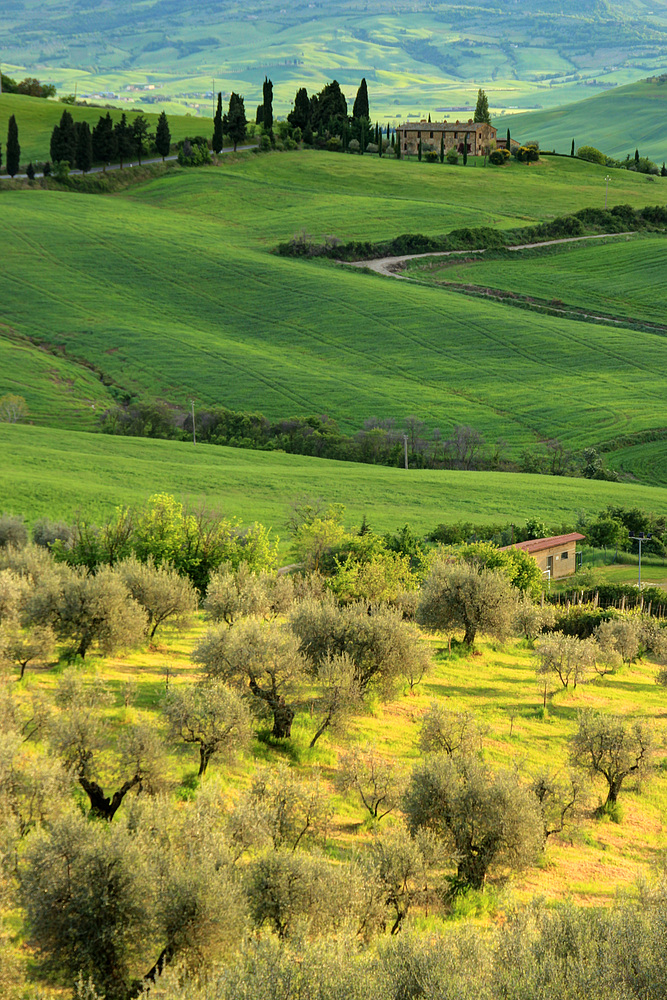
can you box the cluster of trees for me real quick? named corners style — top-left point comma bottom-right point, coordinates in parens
top-left (0, 73), bottom-right (55, 97)
top-left (1, 494), bottom-right (666, 997)
top-left (48, 109), bottom-right (172, 174)
top-left (576, 142), bottom-right (666, 176)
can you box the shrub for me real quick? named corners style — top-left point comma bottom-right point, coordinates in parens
top-left (446, 147), bottom-right (459, 164)
top-left (577, 145), bottom-right (607, 164)
top-left (489, 149), bottom-right (510, 165)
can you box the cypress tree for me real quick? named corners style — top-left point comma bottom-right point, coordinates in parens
top-left (54, 110), bottom-right (76, 165)
top-left (473, 89), bottom-right (490, 124)
top-left (255, 104), bottom-right (264, 125)
top-left (26, 161), bottom-right (35, 180)
top-left (223, 93), bottom-right (247, 152)
top-left (634, 147), bottom-right (639, 164)
top-left (262, 77), bottom-right (273, 135)
top-left (50, 124), bottom-right (61, 164)
top-left (506, 127), bottom-right (511, 146)
top-left (212, 93), bottom-right (223, 154)
top-left (428, 113), bottom-right (431, 123)
top-left (662, 162), bottom-right (667, 177)
top-left (130, 114), bottom-right (149, 165)
top-left (418, 136), bottom-right (422, 162)
top-left (440, 133), bottom-right (444, 163)
top-left (378, 124), bottom-right (382, 157)
top-left (6, 115), bottom-right (20, 177)
top-left (571, 138), bottom-right (575, 156)
top-left (288, 87), bottom-right (310, 130)
top-left (396, 131), bottom-right (401, 159)
top-left (0, 142), bottom-right (3, 173)
top-left (352, 77), bottom-right (369, 120)
top-left (92, 113), bottom-right (116, 170)
top-left (155, 111), bottom-right (171, 161)
top-left (74, 120), bottom-right (92, 173)
top-left (114, 114), bottom-right (132, 168)
top-left (463, 131), bottom-right (468, 166)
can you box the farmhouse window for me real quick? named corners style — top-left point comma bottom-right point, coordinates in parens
top-left (430, 131), bottom-right (433, 138)
top-left (561, 551), bottom-right (569, 560)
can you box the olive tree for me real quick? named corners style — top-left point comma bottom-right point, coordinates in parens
top-left (115, 555), bottom-right (198, 639)
top-left (164, 679), bottom-right (252, 775)
top-left (569, 709), bottom-right (655, 810)
top-left (0, 515), bottom-right (28, 550)
top-left (193, 618), bottom-right (305, 738)
top-left (26, 565), bottom-right (147, 659)
top-left (203, 561), bottom-right (294, 626)
top-left (21, 813), bottom-right (151, 1000)
top-left (0, 623), bottom-right (54, 679)
top-left (531, 769), bottom-right (583, 838)
top-left (308, 652), bottom-right (362, 748)
top-left (50, 671), bottom-right (165, 820)
top-left (419, 703), bottom-right (483, 756)
top-left (416, 559), bottom-right (518, 647)
top-left (595, 617), bottom-right (642, 665)
top-left (514, 593), bottom-right (556, 641)
top-left (367, 823), bottom-right (437, 934)
top-left (403, 753), bottom-right (544, 891)
top-left (337, 745), bottom-right (404, 821)
top-left (533, 633), bottom-right (598, 692)
top-left (291, 597), bottom-right (430, 696)
top-left (244, 763), bottom-right (332, 851)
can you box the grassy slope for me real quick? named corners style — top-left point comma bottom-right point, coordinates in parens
top-left (3, 424), bottom-right (667, 537)
top-left (497, 77), bottom-right (667, 162)
top-left (2, 153), bottom-right (666, 461)
top-left (403, 236), bottom-right (667, 327)
top-left (0, 92), bottom-right (209, 165)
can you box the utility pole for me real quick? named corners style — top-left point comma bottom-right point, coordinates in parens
top-left (604, 174), bottom-right (611, 210)
top-left (629, 532), bottom-right (651, 589)
top-left (403, 434), bottom-right (408, 470)
top-left (191, 399), bottom-right (196, 445)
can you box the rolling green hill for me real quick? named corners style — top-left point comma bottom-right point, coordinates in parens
top-left (3, 424), bottom-right (667, 534)
top-left (498, 76), bottom-right (667, 163)
top-left (1, 152), bottom-right (666, 481)
top-left (0, 92), bottom-right (210, 165)
top-left (0, 154), bottom-right (665, 464)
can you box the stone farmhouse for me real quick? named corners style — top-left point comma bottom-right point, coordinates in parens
top-left (396, 119), bottom-right (497, 156)
top-left (500, 532), bottom-right (586, 581)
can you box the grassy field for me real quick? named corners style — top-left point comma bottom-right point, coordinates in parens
top-left (0, 92), bottom-right (211, 166)
top-left (2, 152), bottom-right (667, 473)
top-left (403, 235), bottom-right (667, 327)
top-left (499, 77), bottom-right (667, 163)
top-left (3, 424), bottom-right (667, 540)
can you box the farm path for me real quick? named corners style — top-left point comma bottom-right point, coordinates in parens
top-left (347, 232), bottom-right (636, 278)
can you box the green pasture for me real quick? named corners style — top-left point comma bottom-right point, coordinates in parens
top-left (498, 77), bottom-right (667, 163)
top-left (2, 424), bottom-right (667, 539)
top-left (608, 441), bottom-right (667, 489)
top-left (0, 92), bottom-right (207, 166)
top-left (403, 236), bottom-right (667, 327)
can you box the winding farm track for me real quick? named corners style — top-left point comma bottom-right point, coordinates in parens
top-left (347, 232), bottom-right (636, 278)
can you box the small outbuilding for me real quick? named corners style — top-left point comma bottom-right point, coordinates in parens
top-left (500, 532), bottom-right (586, 581)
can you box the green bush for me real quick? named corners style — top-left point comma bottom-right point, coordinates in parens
top-left (489, 149), bottom-right (510, 165)
top-left (576, 145), bottom-right (607, 164)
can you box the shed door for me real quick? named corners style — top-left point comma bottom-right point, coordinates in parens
top-left (546, 556), bottom-right (554, 574)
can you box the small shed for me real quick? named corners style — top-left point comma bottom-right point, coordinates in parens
top-left (500, 532), bottom-right (586, 580)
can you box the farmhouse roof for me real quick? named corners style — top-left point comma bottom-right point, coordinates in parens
top-left (398, 120), bottom-right (495, 132)
top-left (500, 532), bottom-right (586, 554)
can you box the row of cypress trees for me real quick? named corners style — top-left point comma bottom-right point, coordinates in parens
top-left (49, 109), bottom-right (172, 172)
top-left (213, 91), bottom-right (248, 152)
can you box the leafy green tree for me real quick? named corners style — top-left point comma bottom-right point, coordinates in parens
top-left (417, 558), bottom-right (518, 647)
top-left (6, 115), bottom-right (20, 177)
top-left (130, 114), bottom-right (150, 164)
top-left (193, 618), bottom-right (304, 738)
top-left (212, 92), bottom-right (223, 153)
top-left (352, 77), bottom-right (369, 120)
top-left (164, 679), bottom-right (251, 775)
top-left (310, 80), bottom-right (347, 132)
top-left (262, 76), bottom-right (273, 135)
top-left (570, 709), bottom-right (655, 810)
top-left (223, 92), bottom-right (247, 151)
top-left (155, 110), bottom-right (171, 160)
top-left (404, 753), bottom-right (543, 891)
top-left (74, 120), bottom-right (92, 173)
top-left (473, 88), bottom-right (491, 124)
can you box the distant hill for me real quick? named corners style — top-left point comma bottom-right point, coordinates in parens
top-left (496, 76), bottom-right (667, 163)
top-left (2, 0), bottom-right (667, 120)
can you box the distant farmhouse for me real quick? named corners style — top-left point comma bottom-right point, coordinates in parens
top-left (501, 532), bottom-right (586, 581)
top-left (397, 119), bottom-right (497, 156)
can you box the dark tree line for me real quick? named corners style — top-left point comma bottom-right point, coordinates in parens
top-left (47, 109), bottom-right (171, 172)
